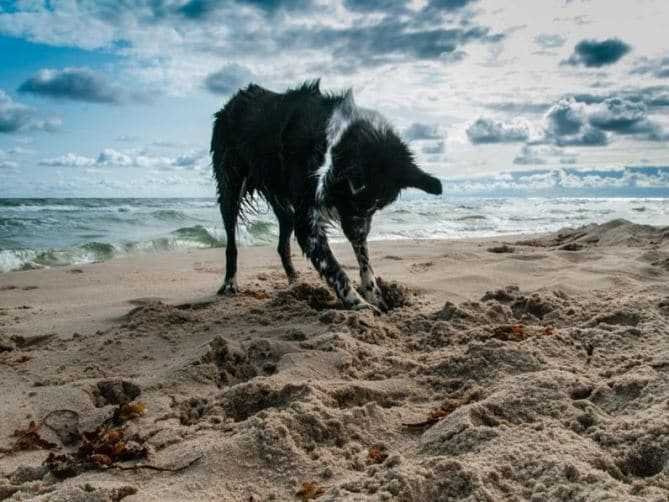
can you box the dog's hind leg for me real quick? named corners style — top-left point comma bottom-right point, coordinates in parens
top-left (342, 216), bottom-right (387, 312)
top-left (217, 178), bottom-right (244, 295)
top-left (269, 199), bottom-right (298, 283)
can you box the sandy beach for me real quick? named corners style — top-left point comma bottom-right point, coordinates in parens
top-left (0, 219), bottom-right (668, 501)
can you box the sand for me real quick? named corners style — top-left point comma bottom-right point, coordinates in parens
top-left (0, 219), bottom-right (668, 501)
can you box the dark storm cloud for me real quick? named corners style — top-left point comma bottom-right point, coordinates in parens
top-left (466, 117), bottom-right (529, 144)
top-left (569, 86), bottom-right (669, 110)
top-left (18, 68), bottom-right (123, 104)
top-left (241, 0), bottom-right (314, 12)
top-left (534, 33), bottom-right (565, 49)
top-left (512, 145), bottom-right (577, 166)
top-left (422, 141), bottom-right (445, 154)
top-left (588, 97), bottom-right (647, 132)
top-left (343, 0), bottom-right (409, 14)
top-left (0, 90), bottom-right (59, 134)
top-left (177, 0), bottom-right (217, 18)
top-left (541, 94), bottom-right (667, 145)
top-left (588, 98), bottom-right (667, 141)
top-left (425, 0), bottom-right (478, 10)
top-left (631, 56), bottom-right (669, 79)
top-left (481, 101), bottom-right (551, 114)
top-left (403, 122), bottom-right (442, 141)
top-left (513, 145), bottom-right (547, 165)
top-left (20, 0), bottom-right (500, 73)
top-left (282, 20), bottom-right (504, 68)
top-left (0, 91), bottom-right (32, 133)
top-left (177, 0), bottom-right (313, 18)
top-left (563, 38), bottom-right (631, 67)
top-left (204, 64), bottom-right (255, 95)
top-left (544, 99), bottom-right (608, 146)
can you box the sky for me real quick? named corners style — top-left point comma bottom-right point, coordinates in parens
top-left (0, 0), bottom-right (668, 197)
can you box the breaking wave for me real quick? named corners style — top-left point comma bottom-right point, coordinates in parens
top-left (2, 196), bottom-right (669, 273)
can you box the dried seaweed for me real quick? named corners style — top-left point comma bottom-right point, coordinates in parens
top-left (491, 324), bottom-right (526, 341)
top-left (402, 407), bottom-right (453, 429)
top-left (295, 481), bottom-right (324, 501)
top-left (0, 420), bottom-right (57, 457)
top-left (367, 446), bottom-right (388, 465)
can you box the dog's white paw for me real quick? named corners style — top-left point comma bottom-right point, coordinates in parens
top-left (350, 299), bottom-right (382, 316)
top-left (362, 286), bottom-right (388, 313)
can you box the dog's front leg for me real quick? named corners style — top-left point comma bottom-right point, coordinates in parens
top-left (341, 215), bottom-right (387, 312)
top-left (295, 212), bottom-right (374, 312)
top-left (351, 241), bottom-right (387, 312)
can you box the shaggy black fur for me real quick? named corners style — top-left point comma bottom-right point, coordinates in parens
top-left (211, 80), bottom-right (442, 312)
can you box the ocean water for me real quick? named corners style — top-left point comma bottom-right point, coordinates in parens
top-left (1, 196), bottom-right (668, 273)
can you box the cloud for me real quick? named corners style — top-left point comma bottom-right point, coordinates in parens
top-left (534, 33), bottom-right (565, 49)
top-left (466, 117), bottom-right (529, 144)
top-left (172, 150), bottom-right (208, 168)
top-left (278, 15), bottom-right (503, 68)
top-left (0, 90), bottom-right (61, 134)
top-left (96, 148), bottom-right (133, 166)
top-left (18, 67), bottom-right (126, 104)
top-left (513, 144), bottom-right (577, 165)
top-left (541, 96), bottom-right (667, 144)
top-left (39, 153), bottom-right (96, 167)
top-left (421, 141), bottom-right (445, 154)
top-left (0, 0), bottom-right (501, 96)
top-left (443, 167), bottom-right (669, 195)
top-left (588, 98), bottom-right (645, 129)
top-left (563, 38), bottom-right (631, 68)
top-left (513, 145), bottom-right (547, 165)
top-left (343, 0), bottom-right (408, 14)
top-left (543, 98), bottom-right (608, 146)
top-left (570, 85), bottom-right (669, 111)
top-left (480, 101), bottom-right (551, 115)
top-left (115, 135), bottom-right (140, 142)
top-left (176, 0), bottom-right (317, 19)
top-left (204, 64), bottom-right (255, 95)
top-left (631, 56), bottom-right (669, 79)
top-left (424, 0), bottom-right (479, 12)
top-left (0, 90), bottom-right (32, 133)
top-left (39, 148), bottom-right (209, 170)
top-left (29, 118), bottom-right (62, 133)
top-left (0, 160), bottom-right (19, 169)
top-left (403, 122), bottom-right (442, 141)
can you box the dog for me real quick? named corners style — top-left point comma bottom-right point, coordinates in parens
top-left (210, 80), bottom-right (442, 312)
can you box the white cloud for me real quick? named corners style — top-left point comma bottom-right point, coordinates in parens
top-left (39, 153), bottom-right (96, 167)
top-left (38, 147), bottom-right (209, 170)
top-left (0, 160), bottom-right (18, 169)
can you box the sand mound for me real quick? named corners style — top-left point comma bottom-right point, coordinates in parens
top-left (518, 219), bottom-right (669, 250)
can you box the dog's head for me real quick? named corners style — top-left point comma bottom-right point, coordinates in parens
top-left (329, 119), bottom-right (442, 217)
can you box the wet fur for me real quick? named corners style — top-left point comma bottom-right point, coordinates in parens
top-left (211, 79), bottom-right (442, 311)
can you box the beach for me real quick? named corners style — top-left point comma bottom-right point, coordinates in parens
top-left (0, 219), bottom-right (668, 501)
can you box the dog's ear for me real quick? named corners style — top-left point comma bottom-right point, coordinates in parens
top-left (403, 166), bottom-right (442, 195)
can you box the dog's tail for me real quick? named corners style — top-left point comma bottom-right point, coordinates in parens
top-left (210, 109), bottom-right (227, 192)
top-left (210, 92), bottom-right (258, 220)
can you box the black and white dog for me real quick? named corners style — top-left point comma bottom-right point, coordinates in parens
top-left (211, 80), bottom-right (442, 312)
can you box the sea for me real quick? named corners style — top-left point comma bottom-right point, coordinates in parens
top-left (1, 195), bottom-right (668, 273)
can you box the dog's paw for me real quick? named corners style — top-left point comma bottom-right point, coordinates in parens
top-left (350, 300), bottom-right (382, 316)
top-left (362, 286), bottom-right (388, 313)
top-left (217, 280), bottom-right (239, 296)
top-left (287, 272), bottom-right (299, 284)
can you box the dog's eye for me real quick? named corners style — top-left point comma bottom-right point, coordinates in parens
top-left (347, 178), bottom-right (367, 195)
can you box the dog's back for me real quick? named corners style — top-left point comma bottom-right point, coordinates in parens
top-left (211, 81), bottom-right (338, 205)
